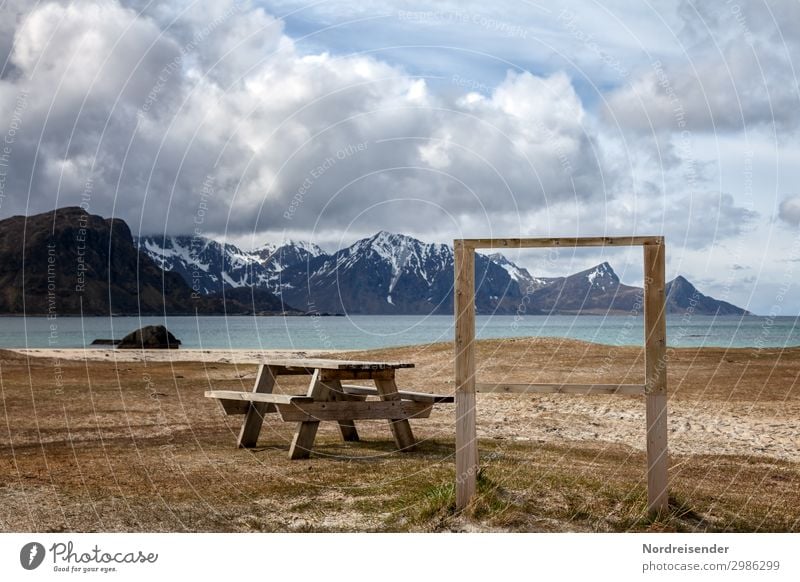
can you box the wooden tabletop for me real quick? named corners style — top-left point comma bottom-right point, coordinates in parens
top-left (261, 358), bottom-right (415, 370)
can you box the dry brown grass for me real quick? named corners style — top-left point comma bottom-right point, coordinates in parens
top-left (1, 338), bottom-right (798, 532)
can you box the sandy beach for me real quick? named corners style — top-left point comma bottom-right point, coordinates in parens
top-left (2, 338), bottom-right (798, 532)
top-left (15, 348), bottom-right (341, 364)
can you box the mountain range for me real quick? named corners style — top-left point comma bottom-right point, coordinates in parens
top-left (0, 207), bottom-right (750, 316)
top-left (136, 229), bottom-right (749, 317)
top-left (0, 208), bottom-right (293, 315)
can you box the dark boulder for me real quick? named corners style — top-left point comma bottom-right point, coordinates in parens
top-left (117, 325), bottom-right (181, 349)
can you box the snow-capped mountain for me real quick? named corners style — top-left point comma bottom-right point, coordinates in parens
top-left (136, 232), bottom-right (749, 316)
top-left (584, 261), bottom-right (619, 291)
top-left (277, 231), bottom-right (525, 314)
top-left (252, 240), bottom-right (325, 270)
top-left (135, 235), bottom-right (324, 295)
top-left (136, 231), bottom-right (530, 314)
top-left (523, 261), bottom-right (749, 315)
top-left (488, 252), bottom-right (554, 292)
top-left (0, 208), bottom-right (296, 315)
top-left (525, 261), bottom-right (642, 315)
top-left (136, 235), bottom-right (261, 294)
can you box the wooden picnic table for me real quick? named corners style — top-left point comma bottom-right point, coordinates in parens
top-left (206, 358), bottom-right (453, 459)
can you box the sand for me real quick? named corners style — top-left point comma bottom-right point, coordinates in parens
top-left (2, 338), bottom-right (798, 532)
top-left (15, 348), bottom-right (339, 364)
top-left (14, 340), bottom-right (800, 462)
top-left (12, 343), bottom-right (800, 461)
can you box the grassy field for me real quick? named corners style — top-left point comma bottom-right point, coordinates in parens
top-left (1, 339), bottom-right (798, 532)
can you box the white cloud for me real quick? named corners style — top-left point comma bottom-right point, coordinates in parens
top-left (604, 0), bottom-right (800, 134)
top-left (14, 1), bottom-right (181, 107)
top-left (0, 0), bottom-right (614, 241)
top-left (0, 0), bottom-right (777, 273)
top-left (778, 195), bottom-right (800, 226)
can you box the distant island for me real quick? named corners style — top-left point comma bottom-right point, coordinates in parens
top-left (0, 207), bottom-right (750, 316)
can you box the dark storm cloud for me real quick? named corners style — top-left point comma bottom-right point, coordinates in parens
top-left (0, 0), bottom-right (612, 240)
top-left (0, 0), bottom-right (764, 260)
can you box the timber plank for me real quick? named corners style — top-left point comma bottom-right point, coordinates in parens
top-left (237, 364), bottom-right (277, 448)
top-left (475, 383), bottom-right (645, 395)
top-left (459, 236), bottom-right (662, 249)
top-left (206, 390), bottom-right (314, 405)
top-left (276, 401), bottom-right (433, 422)
top-left (262, 358), bottom-right (414, 371)
top-left (341, 385), bottom-right (455, 403)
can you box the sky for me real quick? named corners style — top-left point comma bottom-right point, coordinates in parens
top-left (0, 0), bottom-right (798, 314)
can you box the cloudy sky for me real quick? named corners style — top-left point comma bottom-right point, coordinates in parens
top-left (0, 0), bottom-right (798, 313)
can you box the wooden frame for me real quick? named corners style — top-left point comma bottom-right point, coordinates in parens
top-left (454, 236), bottom-right (668, 515)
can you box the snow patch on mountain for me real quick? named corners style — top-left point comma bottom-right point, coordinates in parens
top-left (138, 232), bottom-right (548, 313)
top-left (585, 262), bottom-right (618, 291)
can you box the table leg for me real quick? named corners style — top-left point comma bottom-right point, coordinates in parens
top-left (374, 375), bottom-right (416, 451)
top-left (237, 364), bottom-right (277, 448)
top-left (288, 369), bottom-right (327, 459)
top-left (326, 379), bottom-right (360, 442)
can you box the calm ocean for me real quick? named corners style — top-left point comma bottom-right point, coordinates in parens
top-left (1, 314), bottom-right (798, 350)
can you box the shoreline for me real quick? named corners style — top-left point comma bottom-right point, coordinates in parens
top-left (11, 347), bottom-right (350, 363)
top-left (9, 335), bottom-right (800, 363)
top-left (1, 313), bottom-right (785, 318)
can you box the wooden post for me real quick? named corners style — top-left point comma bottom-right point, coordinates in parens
top-left (326, 378), bottom-right (361, 442)
top-left (374, 374), bottom-right (417, 451)
top-left (237, 364), bottom-right (277, 448)
top-left (454, 240), bottom-right (477, 509)
top-left (644, 240), bottom-right (669, 515)
top-left (288, 369), bottom-right (328, 459)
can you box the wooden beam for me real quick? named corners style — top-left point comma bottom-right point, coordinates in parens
top-left (454, 239), bottom-right (478, 509)
top-left (265, 367), bottom-right (315, 376)
top-left (276, 401), bottom-right (433, 422)
top-left (374, 376), bottom-right (418, 451)
top-left (459, 236), bottom-right (662, 250)
top-left (341, 385), bottom-right (455, 403)
top-left (396, 391), bottom-right (454, 404)
top-left (475, 383), bottom-right (646, 395)
top-left (644, 241), bottom-right (669, 515)
top-left (261, 358), bottom-right (414, 370)
top-left (339, 385), bottom-right (382, 396)
top-left (205, 390), bottom-right (314, 405)
top-left (237, 364), bottom-right (277, 448)
top-left (325, 378), bottom-right (360, 442)
top-left (320, 369), bottom-right (396, 382)
top-left (288, 370), bottom-right (328, 460)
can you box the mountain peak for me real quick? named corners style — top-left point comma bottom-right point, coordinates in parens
top-left (488, 252), bottom-right (510, 264)
top-left (255, 239), bottom-right (324, 256)
top-left (278, 239), bottom-right (325, 256)
top-left (368, 230), bottom-right (415, 245)
top-left (582, 262), bottom-right (619, 288)
top-left (358, 231), bottom-right (425, 258)
top-left (670, 275), bottom-right (693, 287)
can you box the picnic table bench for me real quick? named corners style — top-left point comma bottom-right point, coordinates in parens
top-left (205, 358), bottom-right (454, 459)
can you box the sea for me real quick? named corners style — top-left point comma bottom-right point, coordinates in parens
top-left (1, 314), bottom-right (798, 350)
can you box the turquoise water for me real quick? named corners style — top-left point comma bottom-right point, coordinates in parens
top-left (1, 314), bottom-right (797, 350)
